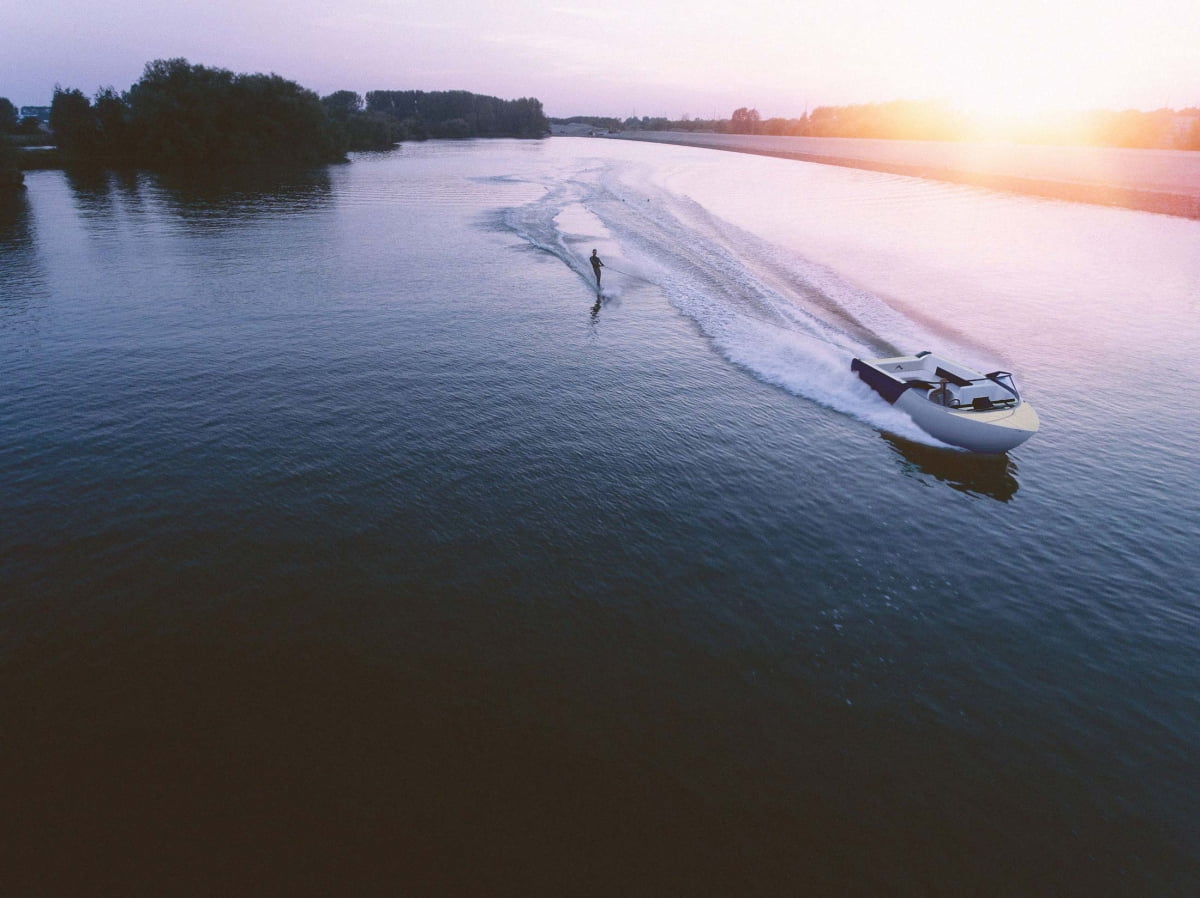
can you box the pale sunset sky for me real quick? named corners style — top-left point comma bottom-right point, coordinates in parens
top-left (4, 0), bottom-right (1197, 119)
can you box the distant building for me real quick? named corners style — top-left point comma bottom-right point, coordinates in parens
top-left (20, 106), bottom-right (51, 123)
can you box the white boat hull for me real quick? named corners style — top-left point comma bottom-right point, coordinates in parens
top-left (895, 388), bottom-right (1039, 453)
top-left (852, 352), bottom-right (1039, 453)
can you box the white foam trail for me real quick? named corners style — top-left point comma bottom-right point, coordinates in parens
top-left (501, 157), bottom-right (944, 445)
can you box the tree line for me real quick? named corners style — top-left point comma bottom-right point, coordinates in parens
top-left (362, 90), bottom-right (548, 140)
top-left (2, 58), bottom-right (550, 187)
top-left (567, 100), bottom-right (1200, 149)
top-left (45, 60), bottom-right (345, 172)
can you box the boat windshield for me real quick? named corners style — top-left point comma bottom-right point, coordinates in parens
top-left (986, 372), bottom-right (1020, 401)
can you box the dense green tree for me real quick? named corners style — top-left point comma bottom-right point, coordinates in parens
top-left (0, 98), bottom-right (18, 133)
top-left (0, 96), bottom-right (26, 190)
top-left (123, 59), bottom-right (344, 170)
top-left (365, 90), bottom-right (547, 139)
top-left (321, 90), bottom-right (400, 150)
top-left (322, 90), bottom-right (363, 118)
top-left (50, 86), bottom-right (134, 164)
top-left (432, 118), bottom-right (470, 139)
top-left (124, 60), bottom-right (235, 168)
top-left (345, 112), bottom-right (402, 149)
top-left (50, 87), bottom-right (102, 161)
top-left (93, 87), bottom-right (133, 161)
top-left (49, 62), bottom-right (345, 171)
top-left (730, 107), bottom-right (761, 134)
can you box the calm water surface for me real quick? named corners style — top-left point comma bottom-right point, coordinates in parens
top-left (2, 139), bottom-right (1199, 894)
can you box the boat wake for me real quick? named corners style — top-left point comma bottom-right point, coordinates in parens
top-left (501, 156), bottom-right (947, 445)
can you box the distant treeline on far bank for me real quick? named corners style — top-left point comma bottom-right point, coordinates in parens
top-left (1, 58), bottom-right (549, 190)
top-left (555, 100), bottom-right (1200, 150)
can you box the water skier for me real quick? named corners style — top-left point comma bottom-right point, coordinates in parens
top-left (590, 249), bottom-right (604, 288)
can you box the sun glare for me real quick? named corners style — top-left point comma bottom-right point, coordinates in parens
top-left (952, 88), bottom-right (1078, 139)
top-left (886, 1), bottom-right (1158, 139)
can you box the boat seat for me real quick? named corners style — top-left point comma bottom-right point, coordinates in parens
top-left (934, 366), bottom-right (972, 387)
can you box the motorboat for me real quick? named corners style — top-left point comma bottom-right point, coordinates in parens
top-left (851, 351), bottom-right (1039, 453)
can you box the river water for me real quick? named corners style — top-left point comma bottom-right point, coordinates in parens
top-left (2, 139), bottom-right (1198, 894)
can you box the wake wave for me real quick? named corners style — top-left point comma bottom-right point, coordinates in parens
top-left (501, 156), bottom-right (940, 443)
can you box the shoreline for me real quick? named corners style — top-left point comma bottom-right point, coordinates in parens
top-left (599, 131), bottom-right (1200, 219)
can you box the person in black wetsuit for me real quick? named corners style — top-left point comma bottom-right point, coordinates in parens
top-left (590, 249), bottom-right (604, 288)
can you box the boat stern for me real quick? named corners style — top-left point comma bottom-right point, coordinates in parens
top-left (851, 355), bottom-right (922, 404)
